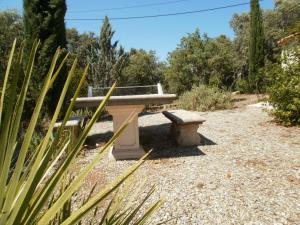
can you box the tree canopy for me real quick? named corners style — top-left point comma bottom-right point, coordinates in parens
top-left (87, 16), bottom-right (128, 87)
top-left (0, 10), bottom-right (23, 77)
top-left (248, 0), bottom-right (265, 92)
top-left (121, 49), bottom-right (164, 86)
top-left (23, 0), bottom-right (67, 113)
top-left (164, 29), bottom-right (208, 94)
top-left (164, 30), bottom-right (238, 94)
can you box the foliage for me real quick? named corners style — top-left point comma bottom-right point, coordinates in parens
top-left (288, 21), bottom-right (300, 36)
top-left (121, 49), bottom-right (165, 86)
top-left (204, 35), bottom-right (238, 90)
top-left (71, 108), bottom-right (93, 118)
top-left (65, 30), bottom-right (99, 101)
top-left (164, 29), bottom-right (208, 95)
top-left (66, 28), bottom-right (98, 68)
top-left (23, 0), bottom-right (68, 113)
top-left (230, 0), bottom-right (300, 92)
top-left (87, 16), bottom-right (129, 87)
top-left (165, 29), bottom-right (238, 94)
top-left (176, 85), bottom-right (233, 112)
top-left (0, 10), bottom-right (24, 77)
top-left (266, 49), bottom-right (300, 125)
top-left (274, 0), bottom-right (300, 31)
top-left (248, 0), bottom-right (265, 93)
top-left (65, 56), bottom-right (89, 106)
top-left (230, 12), bottom-right (250, 80)
top-left (0, 40), bottom-right (161, 224)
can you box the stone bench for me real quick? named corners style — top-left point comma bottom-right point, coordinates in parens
top-left (162, 110), bottom-right (206, 146)
top-left (54, 116), bottom-right (85, 142)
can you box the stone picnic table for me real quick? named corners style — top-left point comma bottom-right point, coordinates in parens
top-left (75, 93), bottom-right (176, 160)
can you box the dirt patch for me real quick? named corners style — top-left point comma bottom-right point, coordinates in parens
top-left (232, 94), bottom-right (267, 108)
top-left (245, 159), bottom-right (267, 169)
top-left (287, 175), bottom-right (300, 185)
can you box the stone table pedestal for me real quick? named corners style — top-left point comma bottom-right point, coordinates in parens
top-left (106, 105), bottom-right (145, 160)
top-left (75, 93), bottom-right (177, 160)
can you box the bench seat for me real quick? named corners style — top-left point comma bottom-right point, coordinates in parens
top-left (54, 117), bottom-right (84, 142)
top-left (163, 110), bottom-right (206, 146)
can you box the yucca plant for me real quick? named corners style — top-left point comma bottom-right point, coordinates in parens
top-left (0, 39), bottom-right (162, 225)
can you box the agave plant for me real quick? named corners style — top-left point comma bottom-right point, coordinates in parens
top-left (0, 39), bottom-right (162, 225)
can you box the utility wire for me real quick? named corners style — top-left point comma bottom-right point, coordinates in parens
top-left (66, 1), bottom-right (261, 21)
top-left (68, 0), bottom-right (192, 13)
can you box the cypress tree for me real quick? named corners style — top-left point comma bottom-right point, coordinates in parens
top-left (249, 0), bottom-right (265, 92)
top-left (23, 0), bottom-right (67, 114)
top-left (88, 16), bottom-right (128, 87)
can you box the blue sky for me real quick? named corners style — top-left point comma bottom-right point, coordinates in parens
top-left (0, 0), bottom-right (274, 60)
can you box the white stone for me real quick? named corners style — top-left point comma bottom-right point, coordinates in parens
top-left (163, 110), bottom-right (206, 146)
top-left (163, 110), bottom-right (206, 125)
top-left (53, 117), bottom-right (83, 143)
top-left (106, 105), bottom-right (145, 160)
top-left (247, 102), bottom-right (273, 110)
top-left (171, 123), bottom-right (202, 146)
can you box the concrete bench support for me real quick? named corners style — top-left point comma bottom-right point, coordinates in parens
top-left (163, 110), bottom-right (206, 146)
top-left (54, 117), bottom-right (84, 143)
top-left (106, 105), bottom-right (145, 160)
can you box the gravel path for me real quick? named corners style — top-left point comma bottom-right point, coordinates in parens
top-left (77, 103), bottom-right (300, 225)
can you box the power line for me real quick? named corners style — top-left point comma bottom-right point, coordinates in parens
top-left (68, 0), bottom-right (192, 13)
top-left (66, 1), bottom-right (260, 21)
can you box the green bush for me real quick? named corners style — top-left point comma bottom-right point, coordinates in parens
top-left (235, 66), bottom-right (268, 94)
top-left (266, 50), bottom-right (300, 126)
top-left (176, 85), bottom-right (233, 111)
top-left (235, 78), bottom-right (251, 93)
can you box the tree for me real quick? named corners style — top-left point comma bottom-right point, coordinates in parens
top-left (266, 49), bottom-right (300, 125)
top-left (165, 29), bottom-right (208, 94)
top-left (287, 21), bottom-right (300, 39)
top-left (87, 16), bottom-right (128, 87)
top-left (165, 29), bottom-right (238, 94)
top-left (205, 35), bottom-right (238, 90)
top-left (23, 0), bottom-right (67, 112)
top-left (230, 12), bottom-right (251, 81)
top-left (0, 10), bottom-right (23, 77)
top-left (230, 0), bottom-right (300, 92)
top-left (274, 0), bottom-right (300, 32)
top-left (66, 28), bottom-right (98, 68)
top-left (65, 29), bottom-right (97, 100)
top-left (121, 49), bottom-right (164, 86)
top-left (248, 0), bottom-right (265, 92)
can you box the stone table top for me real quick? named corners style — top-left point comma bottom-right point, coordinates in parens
top-left (74, 94), bottom-right (177, 108)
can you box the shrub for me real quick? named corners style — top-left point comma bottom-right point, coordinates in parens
top-left (235, 78), bottom-right (251, 93)
top-left (266, 50), bottom-right (300, 126)
top-left (176, 85), bottom-right (233, 111)
top-left (0, 40), bottom-right (161, 224)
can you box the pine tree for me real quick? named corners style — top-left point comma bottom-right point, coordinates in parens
top-left (23, 0), bottom-right (67, 113)
top-left (248, 0), bottom-right (265, 92)
top-left (88, 16), bottom-right (128, 87)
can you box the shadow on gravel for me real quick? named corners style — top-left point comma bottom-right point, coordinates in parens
top-left (85, 122), bottom-right (216, 159)
top-left (140, 123), bottom-right (208, 160)
top-left (231, 97), bottom-right (247, 103)
top-left (147, 146), bottom-right (206, 160)
top-left (199, 134), bottom-right (217, 146)
top-left (85, 131), bottom-right (113, 148)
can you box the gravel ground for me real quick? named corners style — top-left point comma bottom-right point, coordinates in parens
top-left (76, 100), bottom-right (300, 225)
